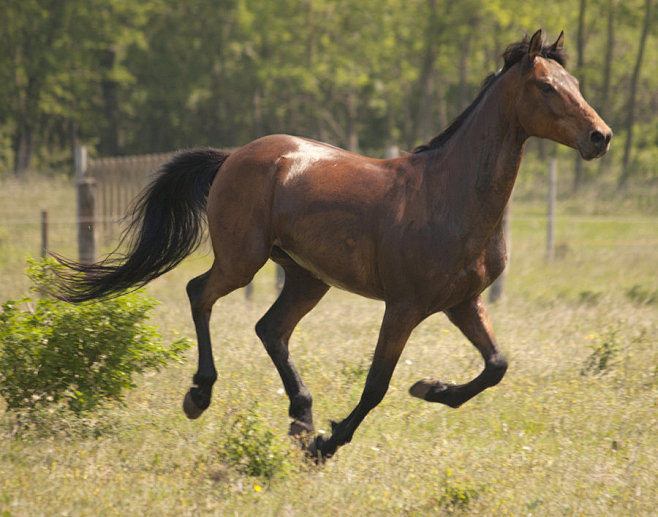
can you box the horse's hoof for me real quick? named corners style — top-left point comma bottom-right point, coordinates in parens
top-left (183, 390), bottom-right (205, 419)
top-left (409, 378), bottom-right (438, 400)
top-left (410, 379), bottom-right (462, 407)
top-left (289, 420), bottom-right (314, 439)
top-left (305, 436), bottom-right (329, 464)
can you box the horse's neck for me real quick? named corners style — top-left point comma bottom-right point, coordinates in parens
top-left (429, 73), bottom-right (526, 235)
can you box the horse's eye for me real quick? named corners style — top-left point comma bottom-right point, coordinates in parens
top-left (540, 82), bottom-right (555, 94)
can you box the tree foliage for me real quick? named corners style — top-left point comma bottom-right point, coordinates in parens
top-left (0, 0), bottom-right (655, 185)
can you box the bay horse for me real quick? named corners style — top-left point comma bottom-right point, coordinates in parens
top-left (55, 30), bottom-right (611, 460)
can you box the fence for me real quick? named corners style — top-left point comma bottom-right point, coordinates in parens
top-left (75, 146), bottom-right (177, 261)
top-left (72, 146), bottom-right (277, 297)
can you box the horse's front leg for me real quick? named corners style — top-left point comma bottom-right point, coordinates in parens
top-left (309, 303), bottom-right (422, 460)
top-left (409, 296), bottom-right (508, 408)
top-left (255, 264), bottom-right (330, 439)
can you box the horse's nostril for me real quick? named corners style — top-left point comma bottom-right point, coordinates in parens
top-left (590, 130), bottom-right (605, 147)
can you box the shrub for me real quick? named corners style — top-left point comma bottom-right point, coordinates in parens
top-left (0, 258), bottom-right (191, 414)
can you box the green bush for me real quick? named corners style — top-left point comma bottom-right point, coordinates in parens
top-left (0, 259), bottom-right (191, 414)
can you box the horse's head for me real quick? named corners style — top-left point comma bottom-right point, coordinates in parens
top-left (515, 30), bottom-right (611, 160)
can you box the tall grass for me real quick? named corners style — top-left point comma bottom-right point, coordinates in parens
top-left (0, 174), bottom-right (656, 515)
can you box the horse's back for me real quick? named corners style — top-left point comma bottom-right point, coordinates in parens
top-left (207, 134), bottom-right (409, 297)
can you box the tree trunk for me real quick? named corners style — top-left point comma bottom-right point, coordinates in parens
top-left (13, 122), bottom-right (34, 176)
top-left (618, 0), bottom-right (653, 189)
top-left (458, 31), bottom-right (473, 113)
top-left (598, 0), bottom-right (616, 175)
top-left (414, 0), bottom-right (441, 145)
top-left (600, 0), bottom-right (615, 115)
top-left (416, 51), bottom-right (436, 145)
top-left (13, 74), bottom-right (41, 177)
top-left (253, 89), bottom-right (263, 138)
top-left (572, 0), bottom-right (587, 192)
top-left (99, 49), bottom-right (122, 156)
top-left (346, 90), bottom-right (359, 153)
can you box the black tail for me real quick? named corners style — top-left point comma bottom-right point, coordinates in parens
top-left (54, 148), bottom-right (230, 302)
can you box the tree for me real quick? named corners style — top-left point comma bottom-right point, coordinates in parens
top-left (0, 0), bottom-right (152, 175)
top-left (1, 0), bottom-right (68, 175)
top-left (0, 0), bottom-right (656, 184)
top-left (618, 0), bottom-right (653, 189)
top-left (572, 0), bottom-right (588, 192)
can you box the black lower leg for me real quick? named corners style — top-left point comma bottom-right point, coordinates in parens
top-left (307, 303), bottom-right (420, 460)
top-left (409, 297), bottom-right (508, 408)
top-left (255, 265), bottom-right (329, 437)
top-left (183, 272), bottom-right (218, 419)
top-left (410, 353), bottom-right (508, 408)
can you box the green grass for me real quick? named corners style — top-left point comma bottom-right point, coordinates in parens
top-left (0, 174), bottom-right (657, 515)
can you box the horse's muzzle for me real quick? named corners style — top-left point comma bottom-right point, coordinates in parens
top-left (580, 127), bottom-right (612, 160)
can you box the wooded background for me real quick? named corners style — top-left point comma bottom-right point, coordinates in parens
top-left (1, 0), bottom-right (655, 190)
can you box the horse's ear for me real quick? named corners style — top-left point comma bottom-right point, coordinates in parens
top-left (528, 29), bottom-right (543, 61)
top-left (551, 30), bottom-right (565, 51)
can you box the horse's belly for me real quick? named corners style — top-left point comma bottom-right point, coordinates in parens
top-left (276, 240), bottom-right (386, 300)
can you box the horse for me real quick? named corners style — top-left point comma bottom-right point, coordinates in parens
top-left (54, 30), bottom-right (611, 460)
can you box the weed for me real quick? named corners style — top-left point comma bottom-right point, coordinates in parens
top-left (581, 328), bottom-right (621, 375)
top-left (435, 469), bottom-right (479, 513)
top-left (578, 290), bottom-right (602, 306)
top-left (340, 358), bottom-right (369, 385)
top-left (625, 284), bottom-right (658, 306)
top-left (218, 406), bottom-right (295, 480)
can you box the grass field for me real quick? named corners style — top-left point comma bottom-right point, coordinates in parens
top-left (0, 173), bottom-right (656, 516)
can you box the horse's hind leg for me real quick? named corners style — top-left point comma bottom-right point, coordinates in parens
top-left (183, 258), bottom-right (264, 419)
top-left (255, 260), bottom-right (329, 438)
top-left (409, 297), bottom-right (508, 408)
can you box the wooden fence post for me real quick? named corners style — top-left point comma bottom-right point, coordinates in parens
top-left (41, 210), bottom-right (48, 259)
top-left (75, 146), bottom-right (98, 264)
top-left (546, 158), bottom-right (557, 262)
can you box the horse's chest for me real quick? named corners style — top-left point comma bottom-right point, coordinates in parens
top-left (425, 235), bottom-right (507, 311)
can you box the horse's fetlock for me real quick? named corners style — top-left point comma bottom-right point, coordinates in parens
top-left (289, 391), bottom-right (312, 418)
top-left (193, 371), bottom-right (217, 387)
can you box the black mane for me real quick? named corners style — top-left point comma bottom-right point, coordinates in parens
top-left (413, 34), bottom-right (568, 154)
